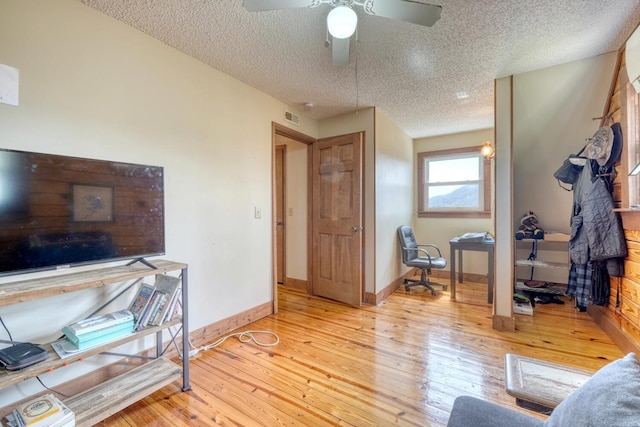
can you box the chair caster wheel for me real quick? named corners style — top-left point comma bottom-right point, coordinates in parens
top-left (443, 285), bottom-right (448, 291)
top-left (430, 290), bottom-right (436, 296)
top-left (405, 286), bottom-right (410, 291)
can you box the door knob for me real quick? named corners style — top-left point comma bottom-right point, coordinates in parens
top-left (351, 226), bottom-right (363, 232)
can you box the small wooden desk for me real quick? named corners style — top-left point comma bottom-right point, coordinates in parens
top-left (504, 353), bottom-right (592, 413)
top-left (449, 237), bottom-right (494, 303)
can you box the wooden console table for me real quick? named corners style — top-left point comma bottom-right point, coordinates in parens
top-left (449, 237), bottom-right (494, 303)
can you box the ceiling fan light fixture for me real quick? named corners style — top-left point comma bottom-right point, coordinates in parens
top-left (327, 6), bottom-right (357, 39)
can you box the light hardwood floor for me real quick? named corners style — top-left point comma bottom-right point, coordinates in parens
top-left (98, 280), bottom-right (624, 426)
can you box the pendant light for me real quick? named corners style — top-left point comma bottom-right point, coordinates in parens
top-left (327, 6), bottom-right (357, 39)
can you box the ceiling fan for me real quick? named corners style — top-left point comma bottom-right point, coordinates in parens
top-left (242, 0), bottom-right (442, 66)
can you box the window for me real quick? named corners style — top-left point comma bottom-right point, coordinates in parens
top-left (417, 146), bottom-right (491, 218)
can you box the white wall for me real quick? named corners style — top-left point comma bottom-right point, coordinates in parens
top-left (413, 129), bottom-right (495, 276)
top-left (373, 109), bottom-right (414, 291)
top-left (0, 0), bottom-right (317, 405)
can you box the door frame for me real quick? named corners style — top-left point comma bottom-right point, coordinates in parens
top-left (271, 122), bottom-right (315, 313)
top-left (275, 144), bottom-right (286, 285)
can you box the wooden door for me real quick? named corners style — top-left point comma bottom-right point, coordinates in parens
top-left (312, 132), bottom-right (363, 306)
top-left (275, 145), bottom-right (286, 284)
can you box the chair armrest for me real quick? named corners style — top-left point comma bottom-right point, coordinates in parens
top-left (399, 244), bottom-right (434, 262)
top-left (416, 244), bottom-right (443, 258)
top-left (447, 396), bottom-right (542, 427)
top-left (414, 247), bottom-right (434, 261)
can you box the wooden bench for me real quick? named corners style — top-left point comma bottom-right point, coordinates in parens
top-left (504, 353), bottom-right (593, 414)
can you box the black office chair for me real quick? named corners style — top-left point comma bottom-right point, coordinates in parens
top-left (397, 225), bottom-right (448, 295)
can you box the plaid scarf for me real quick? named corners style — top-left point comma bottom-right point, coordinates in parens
top-left (567, 262), bottom-right (591, 309)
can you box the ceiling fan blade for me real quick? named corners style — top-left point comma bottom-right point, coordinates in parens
top-left (332, 36), bottom-right (350, 66)
top-left (242, 0), bottom-right (317, 11)
top-left (367, 0), bottom-right (442, 27)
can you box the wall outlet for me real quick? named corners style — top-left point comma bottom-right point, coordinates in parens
top-left (254, 206), bottom-right (261, 219)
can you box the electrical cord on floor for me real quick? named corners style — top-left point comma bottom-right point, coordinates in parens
top-left (188, 330), bottom-right (279, 358)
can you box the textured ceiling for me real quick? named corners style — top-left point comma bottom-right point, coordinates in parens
top-left (81, 0), bottom-right (640, 138)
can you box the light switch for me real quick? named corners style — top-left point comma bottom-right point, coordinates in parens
top-left (288, 208), bottom-right (293, 216)
top-left (254, 206), bottom-right (261, 219)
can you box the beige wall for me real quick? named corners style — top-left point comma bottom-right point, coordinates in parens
top-left (513, 52), bottom-right (618, 233)
top-left (512, 52), bottom-right (617, 285)
top-left (494, 52), bottom-right (618, 320)
top-left (278, 136), bottom-right (308, 281)
top-left (276, 107), bottom-right (414, 296)
top-left (373, 109), bottom-right (414, 292)
top-left (494, 76), bottom-right (514, 320)
top-left (413, 128), bottom-right (495, 276)
top-left (0, 0), bottom-right (317, 406)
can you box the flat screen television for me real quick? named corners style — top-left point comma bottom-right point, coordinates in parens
top-left (0, 148), bottom-right (165, 277)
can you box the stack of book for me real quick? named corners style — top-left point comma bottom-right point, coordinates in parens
top-left (129, 274), bottom-right (181, 331)
top-left (1, 394), bottom-right (74, 427)
top-left (61, 310), bottom-right (134, 350)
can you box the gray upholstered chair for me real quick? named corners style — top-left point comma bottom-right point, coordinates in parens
top-left (397, 225), bottom-right (447, 295)
top-left (447, 353), bottom-right (640, 427)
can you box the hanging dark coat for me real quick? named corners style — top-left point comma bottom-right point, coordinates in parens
top-left (569, 164), bottom-right (626, 267)
top-left (581, 177), bottom-right (627, 262)
top-left (568, 160), bottom-right (626, 307)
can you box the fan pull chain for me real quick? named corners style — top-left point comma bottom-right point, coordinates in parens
top-left (355, 27), bottom-right (359, 114)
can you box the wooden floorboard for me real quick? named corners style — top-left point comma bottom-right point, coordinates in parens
top-left (96, 280), bottom-right (625, 426)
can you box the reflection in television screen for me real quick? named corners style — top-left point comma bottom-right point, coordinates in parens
top-left (0, 149), bottom-right (165, 276)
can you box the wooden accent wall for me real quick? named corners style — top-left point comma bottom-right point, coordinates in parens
top-left (620, 232), bottom-right (640, 340)
top-left (592, 46), bottom-right (640, 353)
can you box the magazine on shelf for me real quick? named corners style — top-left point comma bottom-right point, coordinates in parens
top-left (128, 283), bottom-right (156, 327)
top-left (145, 292), bottom-right (167, 327)
top-left (148, 274), bottom-right (181, 326)
top-left (135, 291), bottom-right (161, 330)
top-left (162, 283), bottom-right (182, 323)
top-left (51, 326), bottom-right (133, 359)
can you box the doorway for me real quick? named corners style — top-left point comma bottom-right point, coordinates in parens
top-left (271, 123), bottom-right (314, 313)
top-left (274, 144), bottom-right (286, 285)
top-left (271, 123), bottom-right (365, 311)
